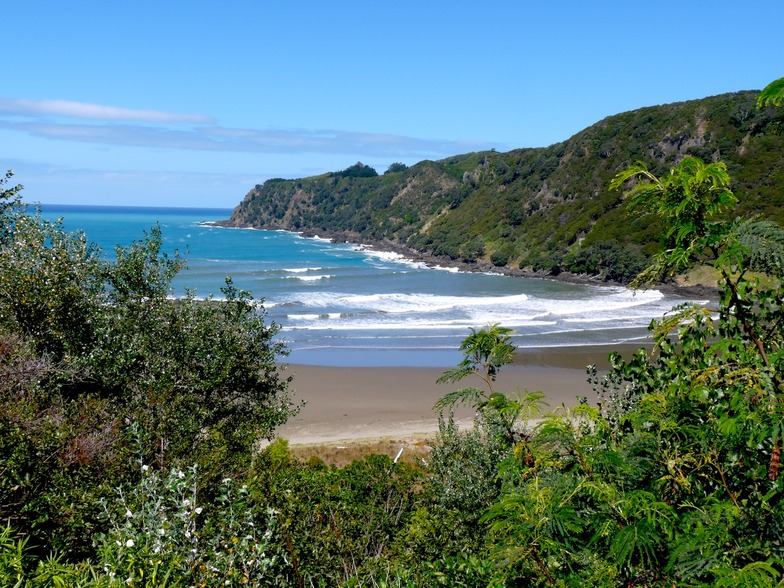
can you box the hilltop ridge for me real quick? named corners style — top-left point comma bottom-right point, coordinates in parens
top-left (221, 90), bottom-right (784, 286)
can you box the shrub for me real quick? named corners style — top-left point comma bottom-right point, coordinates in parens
top-left (0, 172), bottom-right (295, 559)
top-left (385, 162), bottom-right (408, 174)
top-left (490, 249), bottom-right (510, 267)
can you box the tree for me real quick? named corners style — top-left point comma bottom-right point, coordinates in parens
top-left (334, 162), bottom-right (378, 178)
top-left (435, 323), bottom-right (516, 408)
top-left (0, 209), bottom-right (103, 358)
top-left (612, 155), bottom-right (784, 388)
top-left (435, 323), bottom-right (547, 440)
top-left (0, 170), bottom-right (23, 236)
top-left (478, 153), bottom-right (784, 586)
top-left (0, 172), bottom-right (296, 555)
top-left (460, 237), bottom-right (484, 263)
top-left (590, 158), bottom-right (784, 584)
top-left (385, 162), bottom-right (408, 174)
top-left (609, 156), bottom-right (737, 285)
top-left (564, 240), bottom-right (649, 283)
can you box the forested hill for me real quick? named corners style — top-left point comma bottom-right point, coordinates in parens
top-left (223, 90), bottom-right (784, 282)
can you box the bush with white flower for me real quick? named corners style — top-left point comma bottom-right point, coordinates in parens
top-left (97, 461), bottom-right (279, 586)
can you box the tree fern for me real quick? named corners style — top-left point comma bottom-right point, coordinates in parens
top-left (713, 560), bottom-right (782, 588)
top-left (433, 386), bottom-right (484, 412)
top-left (436, 323), bottom-right (516, 393)
top-left (757, 76), bottom-right (784, 108)
top-left (731, 219), bottom-right (784, 277)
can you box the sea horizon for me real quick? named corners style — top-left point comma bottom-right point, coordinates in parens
top-left (39, 203), bottom-right (700, 368)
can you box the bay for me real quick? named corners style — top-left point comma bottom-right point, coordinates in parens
top-left (40, 204), bottom-right (698, 367)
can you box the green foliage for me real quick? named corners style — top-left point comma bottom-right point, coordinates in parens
top-left (563, 240), bottom-right (649, 283)
top-left (433, 330), bottom-right (524, 439)
top-left (0, 210), bottom-right (102, 357)
top-left (97, 461), bottom-right (282, 587)
top-left (105, 224), bottom-right (184, 302)
top-left (334, 161), bottom-right (379, 178)
top-left (435, 323), bottom-right (516, 400)
top-left (0, 170), bottom-right (23, 239)
top-left (730, 218), bottom-right (784, 277)
top-left (520, 248), bottom-right (564, 275)
top-left (758, 76), bottom-right (784, 108)
top-left (250, 449), bottom-right (424, 586)
top-left (6, 80), bottom-right (784, 585)
top-left (385, 162), bottom-right (408, 174)
top-left (610, 156), bottom-right (737, 285)
top-left (227, 91), bottom-right (784, 277)
top-left (419, 149), bottom-right (784, 586)
top-left (0, 523), bottom-right (102, 587)
top-left (460, 237), bottom-right (484, 262)
top-left (369, 554), bottom-right (495, 587)
top-left (86, 273), bottom-right (294, 464)
top-left (489, 248), bottom-right (510, 267)
top-left (0, 172), bottom-right (294, 560)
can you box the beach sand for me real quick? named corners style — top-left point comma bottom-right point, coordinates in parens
top-left (275, 344), bottom-right (644, 445)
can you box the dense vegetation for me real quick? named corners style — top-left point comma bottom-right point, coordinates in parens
top-left (224, 90), bottom-right (784, 283)
top-left (3, 78), bottom-right (784, 586)
top-left (0, 171), bottom-right (298, 581)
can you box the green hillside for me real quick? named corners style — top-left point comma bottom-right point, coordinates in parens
top-left (224, 91), bottom-right (784, 282)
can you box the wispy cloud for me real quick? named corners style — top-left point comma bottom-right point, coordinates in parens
top-left (0, 98), bottom-right (214, 124)
top-left (0, 117), bottom-right (496, 159)
top-left (0, 96), bottom-right (502, 159)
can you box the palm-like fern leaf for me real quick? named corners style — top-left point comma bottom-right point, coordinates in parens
top-left (733, 219), bottom-right (784, 277)
top-left (757, 77), bottom-right (784, 108)
top-left (433, 386), bottom-right (484, 412)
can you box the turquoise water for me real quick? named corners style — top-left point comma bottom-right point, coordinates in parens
top-left (41, 204), bottom-right (695, 367)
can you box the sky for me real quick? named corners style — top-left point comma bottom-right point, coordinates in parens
top-left (3, 1), bottom-right (783, 209)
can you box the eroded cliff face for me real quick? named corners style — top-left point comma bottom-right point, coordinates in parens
top-left (221, 91), bottom-right (784, 278)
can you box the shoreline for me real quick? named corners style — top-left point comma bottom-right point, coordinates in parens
top-left (216, 219), bottom-right (719, 300)
top-left (205, 223), bottom-right (704, 447)
top-left (275, 343), bottom-right (645, 446)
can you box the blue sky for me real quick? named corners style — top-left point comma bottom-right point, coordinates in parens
top-left (3, 1), bottom-right (782, 208)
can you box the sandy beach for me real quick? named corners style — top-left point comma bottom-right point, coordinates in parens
top-left (275, 344), bottom-right (644, 445)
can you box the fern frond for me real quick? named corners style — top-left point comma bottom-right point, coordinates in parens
top-left (693, 161), bottom-right (733, 199)
top-left (609, 519), bottom-right (661, 570)
top-left (631, 246), bottom-right (698, 290)
top-left (734, 219), bottom-right (784, 277)
top-left (512, 389), bottom-right (548, 421)
top-left (650, 302), bottom-right (714, 346)
top-left (713, 560), bottom-right (781, 588)
top-left (630, 251), bottom-right (675, 289)
top-left (609, 160), bottom-right (658, 192)
top-left (757, 77), bottom-right (784, 108)
top-left (436, 361), bottom-right (474, 384)
top-left (433, 386), bottom-right (484, 412)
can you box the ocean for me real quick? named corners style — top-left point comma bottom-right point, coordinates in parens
top-left (40, 204), bottom-right (698, 367)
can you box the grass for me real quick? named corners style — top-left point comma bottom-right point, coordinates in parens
top-left (286, 434), bottom-right (434, 468)
top-left (675, 264), bottom-right (720, 288)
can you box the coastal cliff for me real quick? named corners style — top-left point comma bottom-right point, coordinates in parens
top-left (221, 90), bottom-right (784, 288)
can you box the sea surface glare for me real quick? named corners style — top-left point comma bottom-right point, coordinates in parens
top-left (42, 204), bottom-right (698, 367)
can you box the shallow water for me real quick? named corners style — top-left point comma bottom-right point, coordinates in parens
top-left (41, 204), bottom-right (699, 367)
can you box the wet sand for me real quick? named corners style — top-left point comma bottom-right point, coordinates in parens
top-left (275, 344), bottom-right (646, 444)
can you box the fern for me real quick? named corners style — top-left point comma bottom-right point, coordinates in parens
top-left (433, 386), bottom-right (484, 412)
top-left (757, 76), bottom-right (784, 108)
top-left (733, 219), bottom-right (784, 277)
top-left (713, 560), bottom-right (781, 587)
top-left (649, 302), bottom-right (714, 347)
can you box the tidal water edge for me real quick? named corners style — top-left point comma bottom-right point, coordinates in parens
top-left (41, 204), bottom-right (698, 367)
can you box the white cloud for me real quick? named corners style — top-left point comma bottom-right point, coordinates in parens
top-left (0, 98), bottom-right (214, 124)
top-left (0, 118), bottom-right (498, 159)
